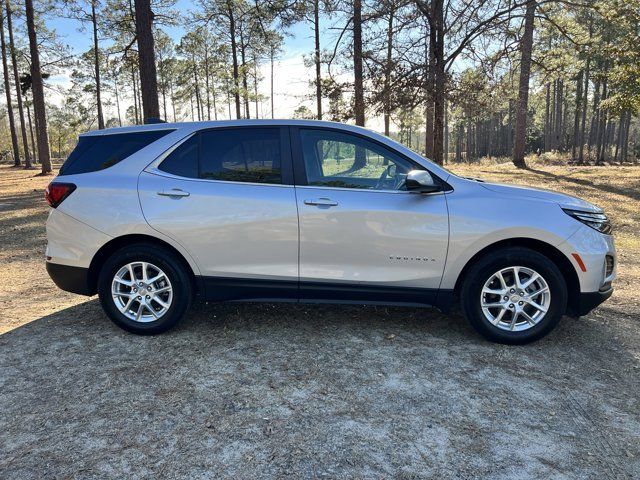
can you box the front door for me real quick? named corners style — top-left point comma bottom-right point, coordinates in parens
top-left (291, 127), bottom-right (449, 305)
top-left (138, 126), bottom-right (299, 300)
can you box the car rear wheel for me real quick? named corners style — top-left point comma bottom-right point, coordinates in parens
top-left (98, 244), bottom-right (193, 334)
top-left (460, 247), bottom-right (567, 344)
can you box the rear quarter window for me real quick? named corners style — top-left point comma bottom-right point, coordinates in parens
top-left (59, 130), bottom-right (174, 175)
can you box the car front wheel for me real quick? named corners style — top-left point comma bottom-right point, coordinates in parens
top-left (98, 244), bottom-right (193, 334)
top-left (460, 247), bottom-right (567, 344)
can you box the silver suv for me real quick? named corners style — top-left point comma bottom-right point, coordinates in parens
top-left (45, 120), bottom-right (616, 343)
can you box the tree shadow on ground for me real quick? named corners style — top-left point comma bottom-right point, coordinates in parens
top-left (527, 167), bottom-right (640, 202)
top-left (1, 299), bottom-right (638, 478)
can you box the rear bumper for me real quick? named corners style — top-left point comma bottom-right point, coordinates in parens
top-left (575, 287), bottom-right (613, 316)
top-left (46, 262), bottom-right (93, 296)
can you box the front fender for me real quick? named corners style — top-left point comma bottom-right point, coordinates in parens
top-left (440, 190), bottom-right (580, 290)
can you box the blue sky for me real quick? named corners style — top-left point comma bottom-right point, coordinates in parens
top-left (49, 0), bottom-right (317, 56)
top-left (44, 1), bottom-right (342, 122)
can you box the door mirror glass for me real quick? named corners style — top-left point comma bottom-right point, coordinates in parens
top-left (405, 170), bottom-right (441, 193)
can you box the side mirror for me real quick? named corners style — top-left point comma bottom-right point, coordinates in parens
top-left (405, 170), bottom-right (441, 194)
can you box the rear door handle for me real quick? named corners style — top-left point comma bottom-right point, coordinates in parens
top-left (304, 198), bottom-right (338, 207)
top-left (157, 189), bottom-right (190, 198)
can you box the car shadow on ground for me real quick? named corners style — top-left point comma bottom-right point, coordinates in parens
top-left (1, 300), bottom-right (639, 478)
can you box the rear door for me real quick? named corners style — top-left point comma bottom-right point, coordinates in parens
top-left (291, 126), bottom-right (449, 305)
top-left (138, 126), bottom-right (299, 300)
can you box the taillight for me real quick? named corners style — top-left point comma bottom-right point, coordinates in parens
top-left (45, 182), bottom-right (76, 208)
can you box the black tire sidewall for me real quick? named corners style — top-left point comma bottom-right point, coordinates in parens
top-left (98, 244), bottom-right (192, 335)
top-left (461, 247), bottom-right (567, 344)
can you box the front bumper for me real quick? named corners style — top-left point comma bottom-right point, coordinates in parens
top-left (575, 286), bottom-right (613, 317)
top-left (46, 262), bottom-right (93, 296)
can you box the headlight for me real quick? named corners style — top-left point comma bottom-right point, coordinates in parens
top-left (563, 208), bottom-right (612, 234)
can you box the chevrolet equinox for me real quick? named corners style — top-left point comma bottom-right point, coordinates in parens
top-left (45, 120), bottom-right (616, 343)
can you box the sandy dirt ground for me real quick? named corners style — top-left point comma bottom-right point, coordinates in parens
top-left (1, 161), bottom-right (639, 479)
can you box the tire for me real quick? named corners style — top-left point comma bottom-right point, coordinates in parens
top-left (98, 243), bottom-right (193, 335)
top-left (460, 247), bottom-right (567, 344)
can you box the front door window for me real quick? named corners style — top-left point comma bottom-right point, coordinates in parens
top-left (299, 129), bottom-right (419, 191)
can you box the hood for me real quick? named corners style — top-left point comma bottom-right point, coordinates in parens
top-left (477, 181), bottom-right (602, 212)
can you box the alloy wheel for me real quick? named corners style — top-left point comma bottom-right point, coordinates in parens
top-left (111, 261), bottom-right (173, 322)
top-left (480, 266), bottom-right (551, 332)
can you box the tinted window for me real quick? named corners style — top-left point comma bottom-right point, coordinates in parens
top-left (299, 129), bottom-right (418, 190)
top-left (200, 128), bottom-right (281, 184)
top-left (158, 135), bottom-right (199, 178)
top-left (60, 130), bottom-right (174, 175)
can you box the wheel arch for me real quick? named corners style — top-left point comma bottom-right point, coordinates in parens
top-left (453, 238), bottom-right (580, 315)
top-left (87, 234), bottom-right (200, 296)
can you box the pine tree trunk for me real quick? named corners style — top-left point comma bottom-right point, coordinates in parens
top-left (6, 0), bottom-right (30, 168)
top-left (613, 113), bottom-right (624, 163)
top-left (212, 83), bottom-right (218, 120)
top-left (226, 76), bottom-right (232, 119)
top-left (228, 5), bottom-right (241, 119)
top-left (193, 61), bottom-right (202, 121)
top-left (596, 76), bottom-right (608, 164)
top-left (91, 0), bottom-right (104, 129)
top-left (204, 42), bottom-right (211, 120)
top-left (455, 123), bottom-right (462, 162)
top-left (507, 98), bottom-right (514, 154)
top-left (133, 0), bottom-right (160, 122)
top-left (114, 72), bottom-right (122, 126)
top-left (160, 67), bottom-right (167, 121)
top-left (562, 83), bottom-right (569, 150)
top-left (270, 48), bottom-right (274, 119)
top-left (554, 79), bottom-right (563, 150)
top-left (383, 5), bottom-right (394, 137)
top-left (314, 0), bottom-right (322, 120)
top-left (0, 8), bottom-right (20, 166)
top-left (239, 30), bottom-right (250, 119)
top-left (424, 25), bottom-right (434, 157)
top-left (253, 59), bottom-right (258, 118)
top-left (466, 117), bottom-right (472, 161)
top-left (621, 111), bottom-right (631, 163)
top-left (444, 99), bottom-right (449, 163)
top-left (431, 0), bottom-right (445, 165)
top-left (512, 0), bottom-right (536, 168)
top-left (571, 70), bottom-right (583, 162)
top-left (353, 0), bottom-right (365, 127)
top-left (131, 65), bottom-right (139, 124)
top-left (588, 77), bottom-right (600, 160)
top-left (605, 120), bottom-right (614, 161)
top-left (136, 71), bottom-right (143, 120)
top-left (25, 0), bottom-right (51, 173)
top-left (170, 79), bottom-right (177, 122)
top-left (26, 98), bottom-right (36, 162)
top-left (578, 59), bottom-right (590, 164)
top-left (544, 83), bottom-right (550, 151)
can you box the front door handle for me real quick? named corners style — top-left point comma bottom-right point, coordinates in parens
top-left (157, 189), bottom-right (190, 198)
top-left (304, 198), bottom-right (338, 207)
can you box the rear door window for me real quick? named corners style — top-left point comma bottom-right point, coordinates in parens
top-left (60, 129), bottom-right (174, 175)
top-left (157, 127), bottom-right (284, 185)
top-left (199, 128), bottom-right (282, 184)
top-left (157, 135), bottom-right (199, 178)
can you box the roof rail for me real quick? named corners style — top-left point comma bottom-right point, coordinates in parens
top-left (145, 118), bottom-right (167, 124)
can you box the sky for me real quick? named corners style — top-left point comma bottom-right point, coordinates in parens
top-left (43, 1), bottom-right (368, 127)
